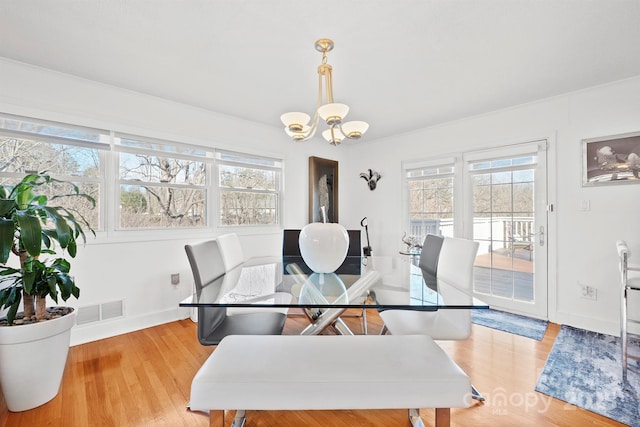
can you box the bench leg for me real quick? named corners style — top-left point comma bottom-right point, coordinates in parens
top-left (435, 408), bottom-right (451, 427)
top-left (209, 410), bottom-right (224, 427)
top-left (410, 408), bottom-right (450, 427)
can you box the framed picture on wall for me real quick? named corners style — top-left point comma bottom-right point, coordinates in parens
top-left (582, 131), bottom-right (640, 186)
top-left (308, 156), bottom-right (339, 223)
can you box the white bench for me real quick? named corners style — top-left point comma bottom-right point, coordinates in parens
top-left (190, 334), bottom-right (471, 427)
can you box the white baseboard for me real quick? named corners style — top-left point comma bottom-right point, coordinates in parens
top-left (552, 311), bottom-right (619, 337)
top-left (70, 306), bottom-right (191, 346)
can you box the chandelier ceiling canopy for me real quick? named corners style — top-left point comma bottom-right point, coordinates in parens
top-left (281, 39), bottom-right (369, 145)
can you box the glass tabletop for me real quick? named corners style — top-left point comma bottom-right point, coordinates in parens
top-left (179, 255), bottom-right (488, 310)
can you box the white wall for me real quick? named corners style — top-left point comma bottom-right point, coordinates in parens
top-left (2, 57), bottom-right (639, 340)
top-left (341, 75), bottom-right (640, 336)
top-left (0, 58), bottom-right (349, 344)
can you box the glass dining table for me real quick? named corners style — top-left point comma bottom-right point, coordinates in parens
top-left (179, 255), bottom-right (489, 335)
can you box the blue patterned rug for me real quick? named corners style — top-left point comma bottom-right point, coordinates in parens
top-left (471, 308), bottom-right (548, 340)
top-left (536, 325), bottom-right (640, 426)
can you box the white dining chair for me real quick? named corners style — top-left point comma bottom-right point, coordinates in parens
top-left (379, 236), bottom-right (483, 400)
top-left (216, 232), bottom-right (246, 271)
top-left (184, 239), bottom-right (287, 345)
top-left (216, 232), bottom-right (291, 315)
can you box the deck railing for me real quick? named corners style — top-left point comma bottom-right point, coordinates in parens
top-left (409, 217), bottom-right (534, 252)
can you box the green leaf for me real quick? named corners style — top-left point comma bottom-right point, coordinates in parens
top-left (0, 286), bottom-right (22, 324)
top-left (0, 218), bottom-right (15, 264)
top-left (15, 211), bottom-right (42, 257)
top-left (0, 198), bottom-right (15, 216)
top-left (0, 266), bottom-right (20, 276)
top-left (48, 276), bottom-right (58, 301)
top-left (41, 230), bottom-right (53, 249)
top-left (0, 286), bottom-right (17, 308)
top-left (53, 258), bottom-right (71, 273)
top-left (58, 273), bottom-right (75, 300)
top-left (67, 239), bottom-right (77, 257)
top-left (22, 266), bottom-right (36, 294)
top-left (58, 206), bottom-right (96, 241)
top-left (14, 184), bottom-right (34, 210)
top-left (7, 299), bottom-right (20, 324)
top-left (43, 206), bottom-right (71, 249)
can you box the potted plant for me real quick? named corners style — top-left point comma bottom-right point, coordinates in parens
top-left (0, 173), bottom-right (94, 411)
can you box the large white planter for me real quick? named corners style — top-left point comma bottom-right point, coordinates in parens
top-left (0, 308), bottom-right (76, 411)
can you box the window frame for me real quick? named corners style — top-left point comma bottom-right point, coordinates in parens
top-left (402, 157), bottom-right (457, 242)
top-left (214, 149), bottom-right (283, 228)
top-left (113, 132), bottom-right (214, 232)
top-left (0, 114), bottom-right (108, 232)
top-left (0, 113), bottom-right (285, 241)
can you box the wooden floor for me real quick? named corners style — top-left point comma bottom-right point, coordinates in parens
top-left (0, 311), bottom-right (626, 427)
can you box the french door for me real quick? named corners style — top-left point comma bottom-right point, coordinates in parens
top-left (464, 141), bottom-right (548, 318)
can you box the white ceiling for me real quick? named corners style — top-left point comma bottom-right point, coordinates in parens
top-left (1, 0), bottom-right (640, 141)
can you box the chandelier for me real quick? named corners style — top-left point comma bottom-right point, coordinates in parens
top-left (280, 38), bottom-right (369, 145)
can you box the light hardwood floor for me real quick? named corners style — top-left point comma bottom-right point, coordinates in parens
top-left (0, 311), bottom-right (626, 426)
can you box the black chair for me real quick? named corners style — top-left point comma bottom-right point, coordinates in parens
top-left (185, 239), bottom-right (287, 345)
top-left (282, 229), bottom-right (303, 256)
top-left (282, 228), bottom-right (362, 275)
top-left (339, 229), bottom-right (363, 274)
top-left (282, 229), bottom-right (311, 274)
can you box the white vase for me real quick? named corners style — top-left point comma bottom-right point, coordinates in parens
top-left (299, 222), bottom-right (349, 273)
top-left (0, 308), bottom-right (76, 411)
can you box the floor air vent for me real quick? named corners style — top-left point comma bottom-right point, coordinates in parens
top-left (77, 300), bottom-right (125, 325)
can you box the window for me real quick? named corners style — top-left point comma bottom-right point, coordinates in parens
top-left (0, 113), bottom-right (284, 234)
top-left (404, 160), bottom-right (455, 242)
top-left (115, 133), bottom-right (211, 229)
top-left (0, 114), bottom-right (106, 230)
top-left (216, 150), bottom-right (282, 226)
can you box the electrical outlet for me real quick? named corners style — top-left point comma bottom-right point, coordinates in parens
top-left (171, 273), bottom-right (180, 285)
top-left (579, 283), bottom-right (597, 300)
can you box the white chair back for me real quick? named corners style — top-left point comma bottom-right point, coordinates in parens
top-left (217, 233), bottom-right (245, 271)
top-left (437, 236), bottom-right (479, 293)
top-left (185, 240), bottom-right (226, 290)
top-left (378, 236), bottom-right (479, 340)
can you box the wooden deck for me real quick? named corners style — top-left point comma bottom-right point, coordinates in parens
top-left (475, 250), bottom-right (534, 274)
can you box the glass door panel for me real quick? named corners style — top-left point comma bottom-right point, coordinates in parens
top-left (466, 142), bottom-right (547, 318)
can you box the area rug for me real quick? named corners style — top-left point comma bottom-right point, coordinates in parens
top-left (471, 308), bottom-right (548, 340)
top-left (535, 325), bottom-right (640, 427)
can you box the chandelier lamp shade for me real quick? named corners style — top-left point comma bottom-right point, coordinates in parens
top-left (280, 39), bottom-right (369, 145)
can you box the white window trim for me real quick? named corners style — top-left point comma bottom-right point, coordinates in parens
top-left (0, 113), bottom-right (285, 243)
top-left (214, 149), bottom-right (282, 229)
